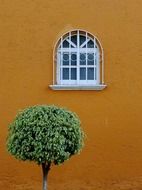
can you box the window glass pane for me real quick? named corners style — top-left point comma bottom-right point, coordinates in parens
top-left (80, 68), bottom-right (86, 80)
top-left (71, 68), bottom-right (77, 80)
top-left (87, 40), bottom-right (94, 48)
top-left (87, 53), bottom-right (94, 65)
top-left (80, 35), bottom-right (86, 46)
top-left (80, 53), bottom-right (86, 65)
top-left (87, 68), bottom-right (94, 80)
top-left (63, 40), bottom-right (69, 48)
top-left (71, 53), bottom-right (77, 65)
top-left (63, 68), bottom-right (69, 80)
top-left (71, 35), bottom-right (77, 47)
top-left (63, 53), bottom-right (69, 65)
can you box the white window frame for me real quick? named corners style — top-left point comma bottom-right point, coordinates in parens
top-left (50, 29), bottom-right (106, 90)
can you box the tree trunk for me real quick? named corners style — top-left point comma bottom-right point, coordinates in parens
top-left (42, 163), bottom-right (51, 190)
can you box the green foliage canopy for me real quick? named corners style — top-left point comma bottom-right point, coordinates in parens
top-left (7, 105), bottom-right (84, 165)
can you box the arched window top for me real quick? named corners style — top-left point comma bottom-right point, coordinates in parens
top-left (55, 30), bottom-right (103, 52)
top-left (50, 30), bottom-right (106, 90)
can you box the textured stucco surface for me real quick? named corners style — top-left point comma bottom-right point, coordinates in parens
top-left (0, 0), bottom-right (142, 189)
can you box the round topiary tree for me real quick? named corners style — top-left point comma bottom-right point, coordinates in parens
top-left (7, 105), bottom-right (84, 190)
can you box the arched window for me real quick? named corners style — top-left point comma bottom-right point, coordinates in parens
top-left (50, 30), bottom-right (106, 90)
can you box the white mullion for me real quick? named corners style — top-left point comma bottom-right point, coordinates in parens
top-left (80, 38), bottom-right (90, 48)
top-left (60, 36), bottom-right (63, 84)
top-left (58, 48), bottom-right (94, 52)
top-left (69, 32), bottom-right (71, 81)
top-left (59, 48), bottom-right (78, 52)
top-left (97, 48), bottom-right (100, 84)
top-left (102, 49), bottom-right (104, 84)
top-left (86, 65), bottom-right (94, 68)
top-left (94, 37), bottom-right (96, 82)
top-left (77, 30), bottom-right (80, 84)
top-left (86, 32), bottom-right (87, 83)
top-left (66, 39), bottom-right (76, 48)
top-left (57, 52), bottom-right (60, 84)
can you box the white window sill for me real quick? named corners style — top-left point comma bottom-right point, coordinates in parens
top-left (49, 84), bottom-right (107, 90)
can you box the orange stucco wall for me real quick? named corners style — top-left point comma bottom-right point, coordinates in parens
top-left (0, 0), bottom-right (142, 189)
